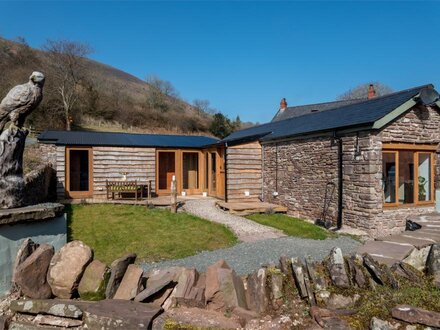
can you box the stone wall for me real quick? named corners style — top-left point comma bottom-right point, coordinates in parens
top-left (261, 105), bottom-right (440, 237)
top-left (37, 143), bottom-right (57, 166)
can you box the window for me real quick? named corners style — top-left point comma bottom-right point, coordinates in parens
top-left (382, 145), bottom-right (435, 207)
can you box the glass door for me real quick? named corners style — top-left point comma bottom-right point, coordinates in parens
top-left (66, 147), bottom-right (93, 199)
top-left (157, 151), bottom-right (176, 194)
top-left (182, 152), bottom-right (200, 194)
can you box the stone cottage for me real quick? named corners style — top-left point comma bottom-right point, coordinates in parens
top-left (220, 84), bottom-right (440, 237)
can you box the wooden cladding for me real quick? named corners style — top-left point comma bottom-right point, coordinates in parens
top-left (227, 141), bottom-right (262, 202)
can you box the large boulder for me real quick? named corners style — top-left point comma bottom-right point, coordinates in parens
top-left (12, 238), bottom-right (38, 285)
top-left (173, 268), bottom-right (205, 308)
top-left (82, 299), bottom-right (162, 330)
top-left (14, 244), bottom-right (54, 299)
top-left (205, 259), bottom-right (247, 311)
top-left (426, 244), bottom-right (440, 287)
top-left (78, 260), bottom-right (109, 300)
top-left (113, 264), bottom-right (144, 300)
top-left (105, 253), bottom-right (136, 299)
top-left (47, 240), bottom-right (93, 298)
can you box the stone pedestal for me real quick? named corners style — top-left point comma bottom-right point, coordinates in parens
top-left (0, 203), bottom-right (66, 297)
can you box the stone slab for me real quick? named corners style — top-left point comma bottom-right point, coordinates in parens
top-left (357, 241), bottom-right (414, 261)
top-left (0, 203), bottom-right (64, 225)
top-left (368, 255), bottom-right (400, 267)
top-left (404, 231), bottom-right (440, 243)
top-left (10, 299), bottom-right (83, 318)
top-left (83, 299), bottom-right (162, 329)
top-left (377, 235), bottom-right (434, 249)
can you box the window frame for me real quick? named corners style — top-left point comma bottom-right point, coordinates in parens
top-left (382, 144), bottom-right (436, 208)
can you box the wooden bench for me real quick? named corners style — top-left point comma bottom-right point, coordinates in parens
top-left (106, 180), bottom-right (144, 200)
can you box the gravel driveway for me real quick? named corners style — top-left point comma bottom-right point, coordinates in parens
top-left (182, 199), bottom-right (286, 242)
top-left (141, 236), bottom-right (361, 276)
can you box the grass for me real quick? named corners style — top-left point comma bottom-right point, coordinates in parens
top-left (246, 213), bottom-right (335, 240)
top-left (66, 204), bottom-right (237, 265)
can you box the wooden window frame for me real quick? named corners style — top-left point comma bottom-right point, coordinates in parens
top-left (65, 146), bottom-right (93, 199)
top-left (382, 144), bottom-right (436, 208)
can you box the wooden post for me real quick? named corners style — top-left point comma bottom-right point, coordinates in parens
top-left (170, 175), bottom-right (177, 213)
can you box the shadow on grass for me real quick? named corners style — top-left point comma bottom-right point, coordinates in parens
top-left (64, 204), bottom-right (74, 242)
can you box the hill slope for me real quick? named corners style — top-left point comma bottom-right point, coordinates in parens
top-left (0, 37), bottom-right (212, 134)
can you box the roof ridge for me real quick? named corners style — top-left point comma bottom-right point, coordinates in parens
top-left (42, 130), bottom-right (215, 138)
top-left (285, 97), bottom-right (365, 110)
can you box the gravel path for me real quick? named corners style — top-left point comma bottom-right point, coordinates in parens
top-left (182, 199), bottom-right (286, 242)
top-left (141, 236), bottom-right (361, 276)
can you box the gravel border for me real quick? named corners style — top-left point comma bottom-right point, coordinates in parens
top-left (141, 236), bottom-right (361, 276)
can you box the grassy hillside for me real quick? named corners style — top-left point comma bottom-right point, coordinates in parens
top-left (0, 37), bottom-right (213, 134)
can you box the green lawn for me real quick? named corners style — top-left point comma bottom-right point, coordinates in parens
top-left (66, 204), bottom-right (237, 264)
top-left (246, 213), bottom-right (334, 240)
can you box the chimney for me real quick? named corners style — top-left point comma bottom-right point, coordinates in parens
top-left (368, 84), bottom-right (376, 99)
top-left (280, 98), bottom-right (287, 112)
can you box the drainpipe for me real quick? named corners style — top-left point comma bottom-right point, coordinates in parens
top-left (224, 143), bottom-right (228, 203)
top-left (336, 134), bottom-right (343, 230)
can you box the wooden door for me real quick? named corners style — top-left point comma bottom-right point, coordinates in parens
top-left (66, 147), bottom-right (93, 199)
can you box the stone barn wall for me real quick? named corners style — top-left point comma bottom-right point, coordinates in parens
top-left (261, 105), bottom-right (440, 237)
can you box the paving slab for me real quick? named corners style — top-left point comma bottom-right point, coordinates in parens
top-left (366, 255), bottom-right (400, 267)
top-left (357, 241), bottom-right (414, 261)
top-left (377, 235), bottom-right (434, 249)
top-left (405, 230), bottom-right (440, 242)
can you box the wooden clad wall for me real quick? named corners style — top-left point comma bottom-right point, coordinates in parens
top-left (55, 146), bottom-right (66, 200)
top-left (226, 141), bottom-right (262, 202)
top-left (92, 146), bottom-right (156, 199)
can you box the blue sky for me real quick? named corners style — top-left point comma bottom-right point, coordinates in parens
top-left (1, 1), bottom-right (440, 123)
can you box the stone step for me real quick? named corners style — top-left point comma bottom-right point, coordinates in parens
top-left (403, 231), bottom-right (440, 243)
top-left (357, 241), bottom-right (414, 261)
top-left (377, 235), bottom-right (433, 249)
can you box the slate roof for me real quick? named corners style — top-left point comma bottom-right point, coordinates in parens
top-left (223, 84), bottom-right (434, 144)
top-left (272, 98), bottom-right (365, 122)
top-left (38, 130), bottom-right (219, 148)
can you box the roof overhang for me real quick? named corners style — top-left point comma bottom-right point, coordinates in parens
top-left (372, 96), bottom-right (419, 130)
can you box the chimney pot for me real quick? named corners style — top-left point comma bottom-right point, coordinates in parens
top-left (280, 98), bottom-right (287, 110)
top-left (368, 84), bottom-right (376, 99)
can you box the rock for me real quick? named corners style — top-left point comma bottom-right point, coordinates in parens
top-left (113, 264), bottom-right (144, 300)
top-left (347, 257), bottom-right (367, 289)
top-left (8, 321), bottom-right (55, 330)
top-left (78, 260), bottom-right (109, 300)
top-left (14, 244), bottom-right (54, 299)
top-left (327, 248), bottom-right (350, 288)
top-left (310, 306), bottom-right (353, 329)
top-left (326, 293), bottom-right (359, 309)
top-left (144, 266), bottom-right (185, 282)
top-left (153, 307), bottom-right (241, 330)
top-left (363, 254), bottom-right (399, 289)
top-left (47, 240), bottom-right (93, 298)
top-left (12, 238), bottom-right (38, 285)
top-left (391, 262), bottom-right (422, 283)
top-left (0, 315), bottom-right (10, 330)
top-left (9, 299), bottom-right (83, 318)
top-left (105, 253), bottom-right (137, 299)
top-left (402, 246), bottom-right (431, 271)
top-left (205, 259), bottom-right (247, 311)
top-left (232, 306), bottom-right (259, 327)
top-left (34, 314), bottom-right (83, 328)
top-left (370, 317), bottom-right (400, 330)
top-left (134, 270), bottom-right (176, 302)
top-left (391, 305), bottom-right (440, 328)
top-left (83, 299), bottom-right (162, 330)
top-left (426, 244), bottom-right (440, 287)
top-left (162, 287), bottom-right (177, 311)
top-left (246, 268), bottom-right (269, 314)
top-left (151, 287), bottom-right (175, 307)
top-left (291, 257), bottom-right (308, 298)
top-left (173, 268), bottom-right (205, 308)
top-left (270, 271), bottom-right (284, 301)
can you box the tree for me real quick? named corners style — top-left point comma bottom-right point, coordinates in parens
top-left (209, 113), bottom-right (235, 139)
top-left (337, 82), bottom-right (393, 100)
top-left (43, 39), bottom-right (92, 130)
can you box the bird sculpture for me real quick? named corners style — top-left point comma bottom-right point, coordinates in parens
top-left (0, 71), bottom-right (45, 132)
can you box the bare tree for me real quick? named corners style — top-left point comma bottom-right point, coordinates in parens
top-left (337, 82), bottom-right (393, 100)
top-left (43, 39), bottom-right (92, 130)
top-left (192, 99), bottom-right (217, 115)
top-left (146, 75), bottom-right (178, 98)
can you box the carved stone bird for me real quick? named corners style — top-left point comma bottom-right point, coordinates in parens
top-left (0, 71), bottom-right (45, 132)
